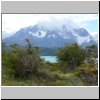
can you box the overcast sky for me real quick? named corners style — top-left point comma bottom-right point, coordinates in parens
top-left (2, 14), bottom-right (98, 38)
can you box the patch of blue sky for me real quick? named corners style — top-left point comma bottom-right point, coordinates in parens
top-left (85, 20), bottom-right (98, 33)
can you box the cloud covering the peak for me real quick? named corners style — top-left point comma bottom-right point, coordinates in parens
top-left (2, 14), bottom-right (98, 38)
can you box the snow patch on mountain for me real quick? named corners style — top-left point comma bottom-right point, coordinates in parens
top-left (28, 31), bottom-right (32, 35)
top-left (29, 30), bottom-right (46, 38)
top-left (47, 34), bottom-right (56, 38)
top-left (52, 34), bottom-right (57, 38)
top-left (48, 34), bottom-right (52, 38)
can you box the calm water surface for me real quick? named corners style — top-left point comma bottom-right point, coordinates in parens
top-left (40, 56), bottom-right (57, 63)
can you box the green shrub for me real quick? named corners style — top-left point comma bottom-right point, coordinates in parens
top-left (57, 43), bottom-right (86, 72)
top-left (6, 39), bottom-right (42, 78)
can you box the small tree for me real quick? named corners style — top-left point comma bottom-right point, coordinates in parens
top-left (7, 39), bottom-right (41, 78)
top-left (57, 43), bottom-right (86, 72)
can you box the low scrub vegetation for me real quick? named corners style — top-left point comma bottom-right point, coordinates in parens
top-left (2, 39), bottom-right (98, 86)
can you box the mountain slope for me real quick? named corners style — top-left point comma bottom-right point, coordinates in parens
top-left (3, 23), bottom-right (97, 47)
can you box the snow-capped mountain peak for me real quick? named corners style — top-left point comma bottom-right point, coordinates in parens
top-left (3, 23), bottom-right (97, 47)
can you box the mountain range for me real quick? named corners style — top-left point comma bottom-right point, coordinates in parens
top-left (3, 23), bottom-right (97, 48)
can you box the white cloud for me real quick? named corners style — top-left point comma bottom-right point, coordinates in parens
top-left (2, 14), bottom-right (98, 38)
top-left (90, 32), bottom-right (98, 36)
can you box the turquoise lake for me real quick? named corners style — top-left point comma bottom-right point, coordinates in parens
top-left (40, 56), bottom-right (57, 63)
